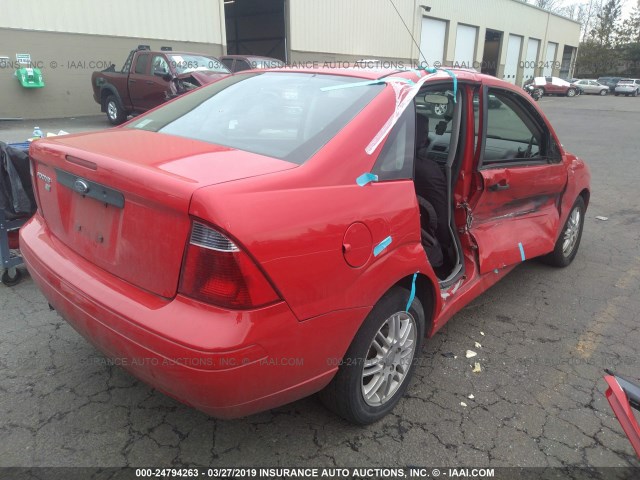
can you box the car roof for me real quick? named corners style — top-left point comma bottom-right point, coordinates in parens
top-left (250, 66), bottom-right (487, 83)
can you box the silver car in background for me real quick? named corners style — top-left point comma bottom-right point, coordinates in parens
top-left (572, 79), bottom-right (609, 96)
top-left (615, 79), bottom-right (640, 97)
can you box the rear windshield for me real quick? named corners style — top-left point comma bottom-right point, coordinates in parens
top-left (619, 79), bottom-right (634, 84)
top-left (128, 72), bottom-right (384, 164)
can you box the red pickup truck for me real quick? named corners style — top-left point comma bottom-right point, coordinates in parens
top-left (92, 46), bottom-right (230, 124)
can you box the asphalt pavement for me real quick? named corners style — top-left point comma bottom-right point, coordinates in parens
top-left (1, 94), bottom-right (639, 468)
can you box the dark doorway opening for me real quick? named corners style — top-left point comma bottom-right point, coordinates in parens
top-left (224, 0), bottom-right (287, 62)
top-left (481, 29), bottom-right (502, 76)
top-left (559, 45), bottom-right (575, 79)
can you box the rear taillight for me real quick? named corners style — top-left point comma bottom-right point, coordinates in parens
top-left (178, 221), bottom-right (280, 309)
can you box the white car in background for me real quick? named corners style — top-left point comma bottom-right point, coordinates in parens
top-left (614, 79), bottom-right (640, 97)
top-left (572, 79), bottom-right (609, 96)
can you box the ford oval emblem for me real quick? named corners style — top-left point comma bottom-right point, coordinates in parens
top-left (74, 179), bottom-right (90, 194)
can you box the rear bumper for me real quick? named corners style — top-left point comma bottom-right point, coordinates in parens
top-left (20, 214), bottom-right (368, 418)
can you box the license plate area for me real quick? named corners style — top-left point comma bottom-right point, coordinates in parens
top-left (56, 169), bottom-right (124, 209)
top-left (53, 168), bottom-right (124, 254)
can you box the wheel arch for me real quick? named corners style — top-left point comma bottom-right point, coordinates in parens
top-left (579, 188), bottom-right (590, 208)
top-left (395, 273), bottom-right (437, 336)
top-left (100, 85), bottom-right (123, 112)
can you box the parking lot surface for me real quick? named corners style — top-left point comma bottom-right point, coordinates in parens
top-left (1, 94), bottom-right (640, 468)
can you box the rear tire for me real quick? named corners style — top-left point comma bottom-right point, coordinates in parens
top-left (566, 88), bottom-right (576, 97)
top-left (105, 95), bottom-right (127, 125)
top-left (542, 197), bottom-right (585, 268)
top-left (535, 88), bottom-right (545, 97)
top-left (634, 90), bottom-right (639, 97)
top-left (319, 286), bottom-right (425, 424)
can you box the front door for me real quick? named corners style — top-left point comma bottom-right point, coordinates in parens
top-left (469, 87), bottom-right (567, 274)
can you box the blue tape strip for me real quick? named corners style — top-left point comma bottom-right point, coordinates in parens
top-left (440, 69), bottom-right (458, 103)
top-left (373, 236), bottom-right (392, 257)
top-left (406, 272), bottom-right (418, 312)
top-left (356, 172), bottom-right (379, 187)
top-left (518, 242), bottom-right (526, 262)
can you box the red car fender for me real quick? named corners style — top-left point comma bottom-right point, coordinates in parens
top-left (557, 153), bottom-right (591, 240)
top-left (604, 374), bottom-right (640, 457)
top-left (339, 240), bottom-right (443, 328)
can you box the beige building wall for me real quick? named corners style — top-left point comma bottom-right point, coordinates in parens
top-left (0, 30), bottom-right (223, 119)
top-left (289, 0), bottom-right (417, 62)
top-left (0, 0), bottom-right (226, 120)
top-left (289, 0), bottom-right (581, 83)
top-left (0, 0), bottom-right (226, 44)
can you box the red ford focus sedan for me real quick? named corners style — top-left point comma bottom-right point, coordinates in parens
top-left (21, 67), bottom-right (590, 424)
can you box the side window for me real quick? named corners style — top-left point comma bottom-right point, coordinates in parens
top-left (151, 55), bottom-right (169, 76)
top-left (371, 103), bottom-right (415, 181)
top-left (134, 54), bottom-right (150, 75)
top-left (221, 58), bottom-right (234, 71)
top-left (482, 89), bottom-right (546, 166)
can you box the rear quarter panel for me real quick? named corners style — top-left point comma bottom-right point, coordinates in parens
top-left (189, 86), bottom-right (441, 321)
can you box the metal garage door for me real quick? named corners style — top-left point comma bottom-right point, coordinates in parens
top-left (523, 38), bottom-right (540, 83)
top-left (503, 34), bottom-right (522, 84)
top-left (543, 42), bottom-right (558, 77)
top-left (454, 24), bottom-right (477, 69)
top-left (420, 17), bottom-right (447, 68)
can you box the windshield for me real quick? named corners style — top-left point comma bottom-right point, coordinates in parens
top-left (167, 54), bottom-right (229, 74)
top-left (128, 72), bottom-right (384, 164)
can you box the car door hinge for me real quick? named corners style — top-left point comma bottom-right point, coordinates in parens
top-left (457, 202), bottom-right (473, 232)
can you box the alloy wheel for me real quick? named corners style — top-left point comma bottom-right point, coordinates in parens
top-left (107, 101), bottom-right (118, 121)
top-left (562, 207), bottom-right (582, 257)
top-left (361, 311), bottom-right (417, 406)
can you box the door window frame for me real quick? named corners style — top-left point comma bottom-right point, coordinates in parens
top-left (477, 85), bottom-right (561, 170)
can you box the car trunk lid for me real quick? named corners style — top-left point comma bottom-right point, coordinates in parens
top-left (29, 129), bottom-right (296, 298)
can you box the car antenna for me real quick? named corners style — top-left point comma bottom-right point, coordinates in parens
top-left (386, 0), bottom-right (429, 65)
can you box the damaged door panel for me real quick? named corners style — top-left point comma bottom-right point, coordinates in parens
top-left (470, 164), bottom-right (566, 273)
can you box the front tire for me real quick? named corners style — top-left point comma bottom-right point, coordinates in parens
top-left (105, 95), bottom-right (127, 125)
top-left (600, 89), bottom-right (608, 96)
top-left (535, 88), bottom-right (545, 98)
top-left (319, 286), bottom-right (425, 424)
top-left (542, 197), bottom-right (585, 268)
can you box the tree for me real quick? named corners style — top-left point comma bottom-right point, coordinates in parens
top-left (590, 0), bottom-right (623, 47)
top-left (618, 5), bottom-right (640, 45)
